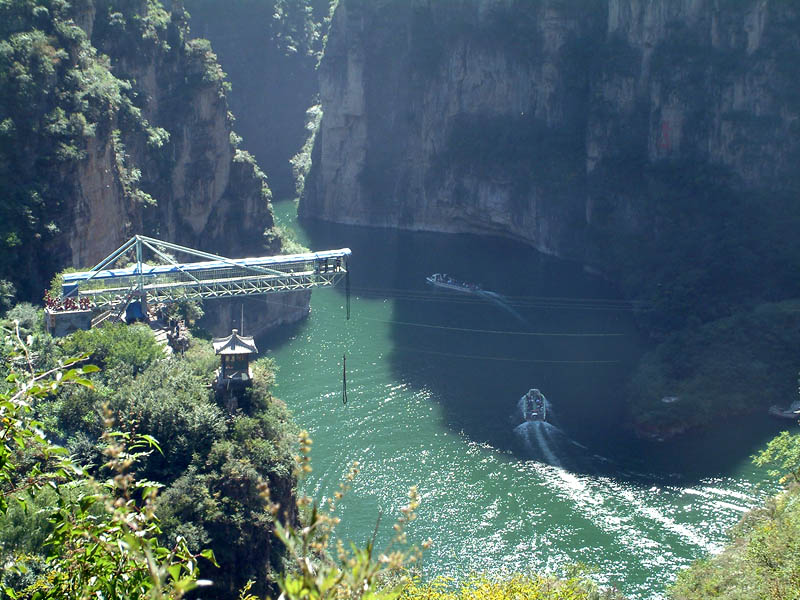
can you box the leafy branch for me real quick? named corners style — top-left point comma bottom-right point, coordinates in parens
top-left (266, 429), bottom-right (429, 600)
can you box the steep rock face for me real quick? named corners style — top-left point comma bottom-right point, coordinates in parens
top-left (303, 0), bottom-right (600, 257)
top-left (204, 290), bottom-right (311, 339)
top-left (68, 134), bottom-right (141, 270)
top-left (585, 0), bottom-right (800, 238)
top-left (184, 0), bottom-right (329, 199)
top-left (302, 0), bottom-right (800, 262)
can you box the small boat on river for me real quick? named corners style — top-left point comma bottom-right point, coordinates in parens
top-left (426, 273), bottom-right (482, 293)
top-left (769, 400), bottom-right (800, 420)
top-left (523, 388), bottom-right (547, 422)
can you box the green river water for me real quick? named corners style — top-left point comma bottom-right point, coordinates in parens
top-left (256, 200), bottom-right (782, 598)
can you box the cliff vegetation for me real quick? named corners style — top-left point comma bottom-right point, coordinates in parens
top-left (0, 0), bottom-right (153, 298)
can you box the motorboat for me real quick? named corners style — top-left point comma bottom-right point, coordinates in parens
top-left (426, 273), bottom-right (482, 293)
top-left (523, 388), bottom-right (547, 422)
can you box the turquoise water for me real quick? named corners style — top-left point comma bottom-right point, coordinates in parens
top-left (257, 200), bottom-right (781, 598)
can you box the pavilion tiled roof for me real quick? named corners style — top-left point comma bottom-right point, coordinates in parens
top-left (212, 329), bottom-right (258, 355)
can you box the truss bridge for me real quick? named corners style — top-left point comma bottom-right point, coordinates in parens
top-left (57, 235), bottom-right (351, 312)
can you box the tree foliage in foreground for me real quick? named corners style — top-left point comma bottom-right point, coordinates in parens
top-left (0, 324), bottom-right (213, 598)
top-left (263, 431), bottom-right (425, 600)
top-left (753, 430), bottom-right (800, 486)
top-left (668, 429), bottom-right (800, 600)
top-left (400, 573), bottom-right (625, 600)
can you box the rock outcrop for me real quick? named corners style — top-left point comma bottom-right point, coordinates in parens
top-left (184, 0), bottom-right (328, 199)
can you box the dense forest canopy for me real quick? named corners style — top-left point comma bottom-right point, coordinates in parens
top-left (0, 314), bottom-right (298, 598)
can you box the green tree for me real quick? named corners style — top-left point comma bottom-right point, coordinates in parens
top-left (0, 280), bottom-right (15, 314)
top-left (60, 321), bottom-right (162, 375)
top-left (162, 299), bottom-right (204, 327)
top-left (753, 430), bottom-right (800, 485)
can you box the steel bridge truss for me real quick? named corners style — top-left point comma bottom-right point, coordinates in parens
top-left (60, 235), bottom-right (351, 311)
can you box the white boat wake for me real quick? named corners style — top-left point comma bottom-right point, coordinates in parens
top-left (477, 290), bottom-right (528, 325)
top-left (513, 421), bottom-right (579, 469)
top-left (519, 421), bottom-right (563, 468)
top-left (512, 396), bottom-right (605, 472)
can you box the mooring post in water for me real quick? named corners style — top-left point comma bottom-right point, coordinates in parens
top-left (342, 353), bottom-right (348, 405)
top-left (345, 257), bottom-right (351, 320)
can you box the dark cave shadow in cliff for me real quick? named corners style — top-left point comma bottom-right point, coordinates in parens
top-left (289, 218), bottom-right (782, 484)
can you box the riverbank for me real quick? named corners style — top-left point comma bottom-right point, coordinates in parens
top-left (627, 300), bottom-right (800, 440)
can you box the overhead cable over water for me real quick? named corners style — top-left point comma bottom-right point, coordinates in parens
top-left (396, 346), bottom-right (621, 364)
top-left (349, 285), bottom-right (652, 312)
top-left (356, 315), bottom-right (625, 337)
top-left (252, 293), bottom-right (630, 338)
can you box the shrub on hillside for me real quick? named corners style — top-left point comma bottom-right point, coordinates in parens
top-left (668, 430), bottom-right (800, 599)
top-left (627, 301), bottom-right (800, 435)
top-left (0, 334), bottom-right (210, 598)
top-left (118, 358), bottom-right (227, 480)
top-left (61, 322), bottom-right (162, 375)
top-left (4, 302), bottom-right (40, 332)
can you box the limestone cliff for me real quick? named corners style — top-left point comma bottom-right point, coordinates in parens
top-left (184, 0), bottom-right (329, 199)
top-left (302, 0), bottom-right (800, 263)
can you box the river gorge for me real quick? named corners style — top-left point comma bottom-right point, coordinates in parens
top-left (2, 0), bottom-right (798, 597)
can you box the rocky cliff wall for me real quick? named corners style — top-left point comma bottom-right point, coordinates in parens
top-left (184, 0), bottom-right (329, 199)
top-left (298, 0), bottom-right (800, 435)
top-left (302, 0), bottom-right (800, 264)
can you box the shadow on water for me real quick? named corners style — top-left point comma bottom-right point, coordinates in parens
top-left (256, 311), bottom-right (309, 353)
top-left (282, 216), bottom-right (787, 482)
